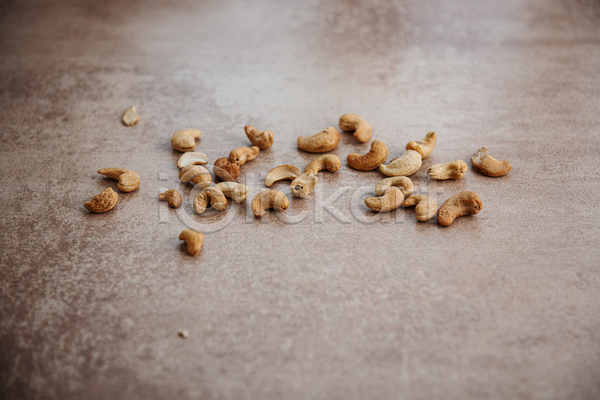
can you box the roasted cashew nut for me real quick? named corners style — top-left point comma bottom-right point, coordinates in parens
top-left (265, 165), bottom-right (301, 186)
top-left (179, 229), bottom-right (204, 256)
top-left (229, 146), bottom-right (260, 165)
top-left (97, 168), bottom-right (140, 192)
top-left (290, 173), bottom-right (318, 198)
top-left (438, 191), bottom-right (483, 226)
top-left (347, 140), bottom-right (388, 171)
top-left (84, 187), bottom-right (118, 213)
top-left (375, 176), bottom-right (414, 198)
top-left (428, 160), bottom-right (468, 180)
top-left (471, 147), bottom-right (511, 177)
top-left (193, 187), bottom-right (228, 214)
top-left (171, 129), bottom-right (202, 152)
top-left (122, 106), bottom-right (139, 126)
top-left (379, 150), bottom-right (422, 176)
top-left (179, 165), bottom-right (212, 189)
top-left (213, 157), bottom-right (240, 182)
top-left (406, 131), bottom-right (437, 158)
top-left (251, 189), bottom-right (290, 217)
top-left (177, 152), bottom-right (209, 169)
top-left (403, 195), bottom-right (438, 221)
top-left (304, 154), bottom-right (341, 175)
top-left (159, 189), bottom-right (182, 208)
top-left (339, 113), bottom-right (372, 143)
top-left (215, 182), bottom-right (249, 203)
top-left (297, 127), bottom-right (340, 153)
top-left (245, 125), bottom-right (274, 150)
top-left (365, 187), bottom-right (404, 212)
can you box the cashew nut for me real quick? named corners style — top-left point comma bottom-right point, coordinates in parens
top-left (84, 187), bottom-right (118, 213)
top-left (290, 173), bottom-right (318, 198)
top-left (304, 154), bottom-right (341, 175)
top-left (193, 187), bottom-right (228, 214)
top-left (245, 125), bottom-right (274, 150)
top-left (406, 131), bottom-right (437, 158)
top-left (179, 229), bottom-right (203, 256)
top-left (159, 189), bottom-right (182, 208)
top-left (229, 146), bottom-right (259, 165)
top-left (375, 176), bottom-right (414, 198)
top-left (437, 191), bottom-right (483, 226)
top-left (347, 140), bottom-right (388, 171)
top-left (297, 127), bottom-right (340, 153)
top-left (97, 168), bottom-right (140, 192)
top-left (365, 187), bottom-right (404, 212)
top-left (427, 160), bottom-right (468, 180)
top-left (215, 182), bottom-right (249, 203)
top-left (379, 150), bottom-right (422, 176)
top-left (122, 106), bottom-right (139, 126)
top-left (339, 113), bottom-right (372, 143)
top-left (213, 157), bottom-right (240, 182)
top-left (171, 129), bottom-right (202, 152)
top-left (177, 152), bottom-right (209, 169)
top-left (265, 165), bottom-right (301, 186)
top-left (179, 165), bottom-right (211, 189)
top-left (403, 195), bottom-right (438, 221)
top-left (251, 189), bottom-right (290, 217)
top-left (471, 147), bottom-right (511, 177)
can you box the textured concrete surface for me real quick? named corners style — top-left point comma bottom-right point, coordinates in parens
top-left (1, 0), bottom-right (600, 399)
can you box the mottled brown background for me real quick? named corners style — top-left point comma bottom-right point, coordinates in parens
top-left (1, 0), bottom-right (600, 399)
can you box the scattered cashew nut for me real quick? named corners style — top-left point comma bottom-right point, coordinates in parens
top-left (193, 187), bottom-right (228, 214)
top-left (245, 125), bottom-right (274, 150)
top-left (379, 150), bottom-right (422, 176)
top-left (403, 195), bottom-right (438, 221)
top-left (179, 229), bottom-right (203, 256)
top-left (375, 176), bottom-right (414, 198)
top-left (213, 157), bottom-right (240, 182)
top-left (265, 165), bottom-right (301, 186)
top-left (290, 173), bottom-right (318, 198)
top-left (304, 154), bottom-right (341, 175)
top-left (179, 165), bottom-right (212, 189)
top-left (365, 187), bottom-right (404, 212)
top-left (177, 152), bottom-right (209, 169)
top-left (251, 189), bottom-right (290, 217)
top-left (171, 129), bottom-right (202, 152)
top-left (406, 131), bottom-right (437, 158)
top-left (215, 182), bottom-right (249, 203)
top-left (339, 113), bottom-right (372, 143)
top-left (471, 147), bottom-right (512, 177)
top-left (84, 187), bottom-right (118, 213)
top-left (347, 140), bottom-right (388, 171)
top-left (428, 160), bottom-right (468, 180)
top-left (297, 127), bottom-right (340, 153)
top-left (122, 106), bottom-right (139, 126)
top-left (159, 189), bottom-right (182, 208)
top-left (97, 168), bottom-right (140, 192)
top-left (229, 146), bottom-right (259, 165)
top-left (438, 191), bottom-right (483, 226)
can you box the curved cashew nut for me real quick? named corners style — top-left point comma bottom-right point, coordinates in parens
top-left (304, 154), bottom-right (341, 175)
top-left (297, 127), bottom-right (340, 153)
top-left (245, 125), bottom-right (274, 150)
top-left (97, 168), bottom-right (140, 192)
top-left (406, 131), bottom-right (437, 158)
top-left (122, 106), bottom-right (139, 126)
top-left (290, 173), bottom-right (318, 198)
top-left (215, 182), bottom-right (249, 203)
top-left (347, 140), bottom-right (388, 171)
top-left (265, 165), bottom-right (301, 186)
top-left (471, 147), bottom-right (511, 177)
top-left (365, 187), bottom-right (404, 212)
top-left (438, 191), bottom-right (483, 226)
top-left (229, 146), bottom-right (260, 165)
top-left (84, 187), bottom-right (118, 213)
top-left (179, 165), bottom-right (212, 189)
top-left (213, 157), bottom-right (240, 182)
top-left (177, 152), bottom-right (209, 169)
top-left (428, 160), bottom-right (468, 180)
top-left (193, 187), bottom-right (228, 214)
top-left (171, 129), bottom-right (202, 152)
top-left (379, 150), bottom-right (422, 176)
top-left (375, 176), bottom-right (414, 198)
top-left (159, 189), bottom-right (182, 208)
top-left (251, 190), bottom-right (290, 217)
top-left (339, 113), bottom-right (372, 143)
top-left (403, 195), bottom-right (438, 221)
top-left (179, 229), bottom-right (204, 256)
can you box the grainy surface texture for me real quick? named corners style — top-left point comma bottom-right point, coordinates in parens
top-left (1, 0), bottom-right (600, 399)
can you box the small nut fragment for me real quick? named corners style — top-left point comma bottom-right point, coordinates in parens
top-left (179, 229), bottom-right (203, 256)
top-left (97, 168), bottom-right (140, 192)
top-left (177, 152), bottom-right (209, 169)
top-left (375, 176), bottom-right (414, 198)
top-left (213, 157), bottom-right (240, 182)
top-left (428, 160), bottom-right (468, 180)
top-left (304, 154), bottom-right (341, 175)
top-left (339, 113), bottom-right (372, 143)
top-left (245, 125), bottom-right (274, 150)
top-left (365, 187), bottom-right (404, 212)
top-left (379, 150), bottom-right (422, 176)
top-left (347, 140), bottom-right (388, 171)
top-left (251, 190), bottom-right (289, 217)
top-left (159, 189), bottom-right (182, 208)
top-left (265, 165), bottom-right (301, 186)
top-left (406, 131), bottom-right (437, 158)
top-left (179, 165), bottom-right (212, 189)
top-left (403, 195), bottom-right (438, 221)
top-left (178, 330), bottom-right (189, 339)
top-left (290, 172), bottom-right (318, 198)
top-left (297, 127), bottom-right (340, 153)
top-left (438, 191), bottom-right (483, 226)
top-left (171, 129), bottom-right (202, 152)
top-left (215, 182), bottom-right (249, 203)
top-left (84, 187), bottom-right (118, 213)
top-left (193, 187), bottom-right (228, 214)
top-left (471, 147), bottom-right (511, 177)
top-left (229, 146), bottom-right (260, 166)
top-left (122, 106), bottom-right (139, 126)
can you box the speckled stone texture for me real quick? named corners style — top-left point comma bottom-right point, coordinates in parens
top-left (1, 0), bottom-right (600, 399)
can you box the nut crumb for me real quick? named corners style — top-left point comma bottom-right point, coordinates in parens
top-left (178, 330), bottom-right (189, 339)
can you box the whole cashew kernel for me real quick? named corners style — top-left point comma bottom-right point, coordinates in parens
top-left (213, 157), bottom-right (240, 182)
top-left (265, 165), bottom-right (301, 186)
top-left (290, 173), bottom-right (318, 198)
top-left (84, 187), bottom-right (118, 213)
top-left (122, 106), bottom-right (139, 126)
top-left (251, 190), bottom-right (290, 217)
top-left (245, 125), bottom-right (274, 150)
top-left (193, 187), bottom-right (228, 214)
top-left (229, 146), bottom-right (260, 165)
top-left (347, 140), bottom-right (388, 171)
top-left (339, 113), bottom-right (372, 143)
top-left (304, 154), bottom-right (341, 175)
top-left (379, 150), bottom-right (422, 176)
top-left (171, 129), bottom-right (202, 152)
top-left (97, 168), bottom-right (140, 192)
top-left (365, 187), bottom-right (404, 212)
top-left (471, 147), bottom-right (512, 177)
top-left (438, 191), bottom-right (483, 226)
top-left (159, 189), bottom-right (182, 208)
top-left (375, 176), bottom-right (414, 198)
top-left (297, 127), bottom-right (340, 153)
top-left (403, 195), bottom-right (438, 221)
top-left (406, 131), bottom-right (437, 158)
top-left (177, 152), bottom-right (209, 169)
top-left (215, 182), bottom-right (249, 203)
top-left (428, 160), bottom-right (468, 180)
top-left (179, 229), bottom-right (203, 256)
top-left (179, 165), bottom-right (212, 189)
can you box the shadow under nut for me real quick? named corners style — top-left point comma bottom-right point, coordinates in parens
top-left (365, 187), bottom-right (404, 212)
top-left (339, 113), bottom-right (372, 143)
top-left (171, 129), bottom-right (202, 152)
top-left (297, 127), bottom-right (340, 153)
top-left (347, 140), bottom-right (388, 171)
top-left (251, 190), bottom-right (290, 217)
top-left (471, 147), bottom-right (512, 177)
top-left (437, 191), bottom-right (483, 226)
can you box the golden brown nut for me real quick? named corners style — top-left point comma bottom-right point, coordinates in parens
top-left (213, 157), bottom-right (240, 182)
top-left (171, 129), bottom-right (202, 152)
top-left (403, 195), bottom-right (438, 221)
top-left (427, 160), bottom-right (468, 180)
top-left (374, 176), bottom-right (414, 198)
top-left (406, 131), bottom-right (437, 158)
top-left (251, 190), bottom-right (289, 217)
top-left (193, 187), bottom-right (228, 214)
top-left (265, 165), bottom-right (301, 186)
top-left (339, 113), bottom-right (372, 143)
top-left (290, 173), bottom-right (318, 198)
top-left (304, 154), bottom-right (341, 175)
top-left (379, 150), bottom-right (422, 176)
top-left (365, 187), bottom-right (404, 212)
top-left (471, 147), bottom-right (511, 177)
top-left (84, 187), bottom-right (118, 213)
top-left (179, 165), bottom-right (211, 189)
top-left (122, 106), bottom-right (139, 126)
top-left (215, 182), bottom-right (249, 203)
top-left (438, 191), bottom-right (482, 226)
top-left (229, 146), bottom-right (259, 165)
top-left (245, 125), bottom-right (274, 150)
top-left (97, 168), bottom-right (140, 192)
top-left (179, 229), bottom-right (204, 256)
top-left (297, 127), bottom-right (340, 153)
top-left (159, 189), bottom-right (182, 208)
top-left (347, 140), bottom-right (388, 171)
top-left (177, 152), bottom-right (209, 169)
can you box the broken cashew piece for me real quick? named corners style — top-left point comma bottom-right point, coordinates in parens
top-left (179, 165), bottom-right (212, 189)
top-left (379, 150), bottom-right (422, 176)
top-left (193, 187), bottom-right (228, 214)
top-left (245, 125), bottom-right (274, 150)
top-left (304, 154), bottom-right (341, 175)
top-left (97, 168), bottom-right (140, 192)
top-left (213, 157), bottom-right (240, 182)
top-left (471, 147), bottom-right (512, 177)
top-left (84, 187), bottom-right (118, 213)
top-left (428, 160), bottom-right (468, 180)
top-left (438, 191), bottom-right (483, 226)
top-left (177, 152), bottom-right (209, 169)
top-left (339, 113), bottom-right (372, 143)
top-left (265, 165), bottom-right (301, 186)
top-left (179, 229), bottom-right (203, 256)
top-left (251, 190), bottom-right (290, 217)
top-left (229, 146), bottom-right (260, 165)
top-left (215, 182), bottom-right (249, 203)
top-left (403, 195), bottom-right (438, 221)
top-left (297, 127), bottom-right (340, 153)
top-left (406, 131), bottom-right (437, 158)
top-left (290, 173), bottom-right (318, 198)
top-left (122, 106), bottom-right (139, 126)
top-left (365, 187), bottom-right (404, 212)
top-left (347, 140), bottom-right (388, 171)
top-left (171, 129), bottom-right (202, 152)
top-left (375, 176), bottom-right (414, 198)
top-left (159, 189), bottom-right (182, 208)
